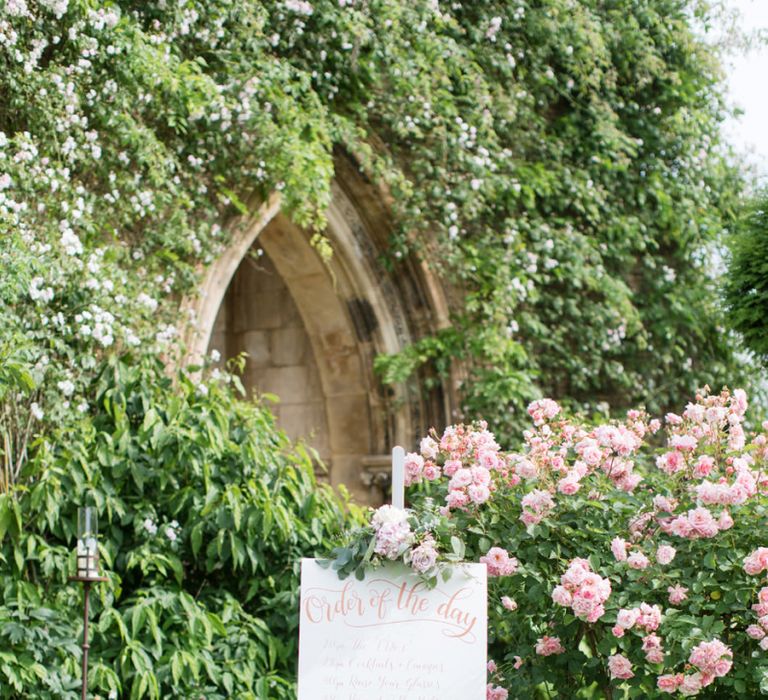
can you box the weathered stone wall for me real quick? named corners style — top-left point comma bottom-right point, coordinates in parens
top-left (209, 251), bottom-right (331, 462)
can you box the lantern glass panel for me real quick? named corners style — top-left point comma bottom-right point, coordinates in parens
top-left (76, 507), bottom-right (99, 578)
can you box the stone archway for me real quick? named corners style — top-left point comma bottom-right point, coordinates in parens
top-left (182, 173), bottom-right (453, 503)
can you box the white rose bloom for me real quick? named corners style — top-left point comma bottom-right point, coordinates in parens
top-left (371, 505), bottom-right (409, 531)
top-left (57, 379), bottom-right (75, 396)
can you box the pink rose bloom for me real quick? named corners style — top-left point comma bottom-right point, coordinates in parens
top-left (501, 596), bottom-right (517, 611)
top-left (693, 455), bottom-right (715, 478)
top-left (687, 507), bottom-right (719, 538)
top-left (446, 489), bottom-right (469, 510)
top-left (642, 634), bottom-right (664, 664)
top-left (665, 412), bottom-right (683, 425)
top-left (636, 603), bottom-right (662, 632)
top-left (627, 551), bottom-right (650, 570)
top-left (668, 585), bottom-right (688, 605)
top-left (557, 474), bottom-right (581, 495)
top-left (471, 465), bottom-right (492, 486)
top-left (535, 635), bottom-right (564, 656)
top-left (732, 388), bottom-right (748, 414)
top-left (611, 536), bottom-right (628, 562)
top-left (585, 603), bottom-right (606, 623)
top-left (520, 489), bottom-right (556, 525)
top-left (513, 656), bottom-right (523, 669)
top-left (744, 547), bottom-right (768, 575)
top-left (565, 565), bottom-right (602, 602)
top-left (747, 625), bottom-right (765, 640)
top-left (656, 544), bottom-right (676, 565)
top-left (439, 426), bottom-right (460, 452)
top-left (515, 457), bottom-right (537, 480)
top-left (705, 406), bottom-right (727, 424)
top-left (761, 637), bottom-right (768, 651)
top-left (729, 423), bottom-right (746, 451)
top-left (408, 537), bottom-right (439, 574)
top-left (423, 463), bottom-right (441, 481)
top-left (684, 402), bottom-right (706, 423)
top-left (669, 515), bottom-right (693, 538)
top-left (617, 608), bottom-right (639, 629)
top-left (653, 494), bottom-right (678, 513)
top-left (468, 484), bottom-right (491, 504)
top-left (607, 654), bottom-right (634, 680)
top-left (679, 673), bottom-right (703, 695)
top-left (486, 685), bottom-right (508, 700)
top-left (617, 472), bottom-right (642, 492)
top-left (480, 547), bottom-right (518, 577)
top-left (657, 674), bottom-right (684, 693)
top-left (571, 597), bottom-right (598, 620)
top-left (549, 454), bottom-right (567, 473)
top-left (561, 558), bottom-right (589, 584)
top-left (551, 585), bottom-right (573, 607)
top-left (612, 625), bottom-right (625, 637)
top-left (656, 450), bottom-right (684, 475)
top-left (527, 398), bottom-right (561, 425)
top-left (449, 468), bottom-right (473, 490)
top-left (695, 481), bottom-right (729, 506)
top-left (443, 458), bottom-right (462, 477)
top-left (487, 660), bottom-right (497, 673)
top-left (478, 449), bottom-right (500, 471)
top-left (718, 509), bottom-right (734, 531)
top-left (671, 434), bottom-right (697, 451)
top-left (581, 444), bottom-right (603, 467)
top-left (403, 452), bottom-right (425, 486)
top-left (420, 436), bottom-right (439, 459)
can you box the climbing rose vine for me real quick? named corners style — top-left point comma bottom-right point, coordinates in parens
top-left (332, 387), bottom-right (768, 696)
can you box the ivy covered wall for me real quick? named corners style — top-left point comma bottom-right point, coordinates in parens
top-left (0, 0), bottom-right (759, 697)
top-left (0, 0), bottom-right (750, 439)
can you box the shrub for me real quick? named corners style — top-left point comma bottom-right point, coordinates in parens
top-left (0, 355), bottom-right (355, 699)
top-left (725, 197), bottom-right (768, 365)
top-left (359, 387), bottom-right (768, 698)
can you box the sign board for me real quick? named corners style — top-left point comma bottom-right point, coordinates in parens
top-left (297, 559), bottom-right (487, 700)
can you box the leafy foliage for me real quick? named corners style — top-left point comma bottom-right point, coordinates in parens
top-left (725, 195), bottom-right (768, 365)
top-left (0, 0), bottom-right (763, 696)
top-left (0, 0), bottom-right (756, 447)
top-left (393, 389), bottom-right (768, 697)
top-left (0, 356), bottom-right (354, 698)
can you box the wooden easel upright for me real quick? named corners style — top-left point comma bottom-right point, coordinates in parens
top-left (391, 445), bottom-right (405, 508)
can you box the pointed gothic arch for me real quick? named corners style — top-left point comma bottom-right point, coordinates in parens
top-left (181, 167), bottom-right (454, 502)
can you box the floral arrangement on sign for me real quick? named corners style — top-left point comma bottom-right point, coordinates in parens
top-left (327, 388), bottom-right (768, 698)
top-left (323, 422), bottom-right (505, 584)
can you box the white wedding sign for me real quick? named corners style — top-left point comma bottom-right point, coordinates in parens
top-left (297, 559), bottom-right (487, 700)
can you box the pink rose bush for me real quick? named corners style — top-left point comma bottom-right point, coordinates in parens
top-left (331, 388), bottom-right (768, 696)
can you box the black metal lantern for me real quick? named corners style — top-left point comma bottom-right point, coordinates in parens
top-left (69, 506), bottom-right (107, 700)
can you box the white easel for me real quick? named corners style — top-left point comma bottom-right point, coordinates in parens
top-left (391, 445), bottom-right (405, 509)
